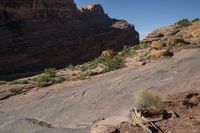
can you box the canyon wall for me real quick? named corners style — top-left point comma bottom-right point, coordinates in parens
top-left (0, 0), bottom-right (139, 76)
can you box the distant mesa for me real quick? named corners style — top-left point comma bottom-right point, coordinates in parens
top-left (0, 0), bottom-right (139, 77)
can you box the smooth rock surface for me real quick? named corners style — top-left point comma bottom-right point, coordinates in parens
top-left (0, 48), bottom-right (200, 132)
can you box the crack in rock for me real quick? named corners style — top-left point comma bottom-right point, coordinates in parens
top-left (26, 118), bottom-right (54, 128)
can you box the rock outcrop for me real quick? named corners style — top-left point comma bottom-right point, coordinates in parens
top-left (143, 20), bottom-right (200, 46)
top-left (0, 0), bottom-right (139, 76)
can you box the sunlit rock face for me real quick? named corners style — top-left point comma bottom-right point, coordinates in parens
top-left (0, 0), bottom-right (139, 76)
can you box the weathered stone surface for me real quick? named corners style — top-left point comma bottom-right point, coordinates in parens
top-left (1, 48), bottom-right (200, 133)
top-left (0, 0), bottom-right (139, 76)
top-left (149, 49), bottom-right (173, 58)
top-left (143, 20), bottom-right (200, 46)
top-left (91, 116), bottom-right (130, 133)
top-left (151, 41), bottom-right (163, 49)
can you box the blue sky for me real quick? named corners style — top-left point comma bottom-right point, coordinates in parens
top-left (75, 0), bottom-right (200, 39)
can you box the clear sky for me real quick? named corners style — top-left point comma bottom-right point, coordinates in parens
top-left (75, 0), bottom-right (200, 39)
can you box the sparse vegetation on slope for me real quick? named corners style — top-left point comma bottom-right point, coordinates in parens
top-left (9, 87), bottom-right (22, 95)
top-left (34, 68), bottom-right (56, 87)
top-left (9, 79), bottom-right (30, 85)
top-left (191, 18), bottom-right (200, 23)
top-left (0, 80), bottom-right (7, 85)
top-left (175, 19), bottom-right (191, 28)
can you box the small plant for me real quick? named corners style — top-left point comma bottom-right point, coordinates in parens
top-left (0, 80), bottom-right (6, 85)
top-left (191, 18), bottom-right (199, 23)
top-left (34, 68), bottom-right (56, 87)
top-left (9, 87), bottom-right (22, 94)
top-left (139, 43), bottom-right (150, 49)
top-left (20, 79), bottom-right (30, 84)
top-left (9, 80), bottom-right (21, 85)
top-left (68, 64), bottom-right (75, 70)
top-left (120, 46), bottom-right (137, 57)
top-left (44, 68), bottom-right (56, 77)
top-left (80, 54), bottom-right (124, 73)
top-left (104, 56), bottom-right (124, 72)
top-left (55, 77), bottom-right (66, 83)
top-left (10, 79), bottom-right (30, 85)
top-left (35, 73), bottom-right (52, 87)
top-left (133, 89), bottom-right (162, 110)
top-left (175, 19), bottom-right (191, 28)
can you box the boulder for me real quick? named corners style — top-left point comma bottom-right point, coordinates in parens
top-left (151, 41), bottom-right (163, 49)
top-left (101, 50), bottom-right (115, 58)
top-left (91, 116), bottom-right (130, 133)
top-left (149, 49), bottom-right (173, 58)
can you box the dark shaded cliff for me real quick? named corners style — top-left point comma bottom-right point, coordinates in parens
top-left (0, 0), bottom-right (139, 76)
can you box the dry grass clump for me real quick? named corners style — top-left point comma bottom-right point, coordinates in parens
top-left (131, 89), bottom-right (163, 133)
top-left (133, 89), bottom-right (162, 110)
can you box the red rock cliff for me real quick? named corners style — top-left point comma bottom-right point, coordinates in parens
top-left (0, 0), bottom-right (139, 76)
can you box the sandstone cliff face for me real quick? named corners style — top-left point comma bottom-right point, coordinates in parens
top-left (0, 0), bottom-right (139, 76)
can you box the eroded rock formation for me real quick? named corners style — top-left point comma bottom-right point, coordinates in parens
top-left (0, 0), bottom-right (139, 76)
top-left (143, 20), bottom-right (200, 46)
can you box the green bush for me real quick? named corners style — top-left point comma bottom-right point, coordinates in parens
top-left (9, 80), bottom-right (21, 85)
top-left (35, 73), bottom-right (51, 87)
top-left (68, 64), bottom-right (75, 70)
top-left (0, 80), bottom-right (6, 85)
top-left (34, 68), bottom-right (56, 87)
top-left (20, 79), bottom-right (30, 84)
top-left (104, 56), bottom-right (124, 72)
top-left (139, 43), bottom-right (150, 49)
top-left (176, 19), bottom-right (191, 28)
top-left (44, 68), bottom-right (56, 77)
top-left (55, 77), bottom-right (66, 83)
top-left (10, 79), bottom-right (30, 85)
top-left (119, 46), bottom-right (137, 57)
top-left (133, 89), bottom-right (162, 109)
top-left (191, 18), bottom-right (200, 23)
top-left (9, 87), bottom-right (22, 94)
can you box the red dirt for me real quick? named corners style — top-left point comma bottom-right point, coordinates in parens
top-left (116, 90), bottom-right (200, 133)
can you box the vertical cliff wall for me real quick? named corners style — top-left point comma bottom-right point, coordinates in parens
top-left (0, 0), bottom-right (139, 76)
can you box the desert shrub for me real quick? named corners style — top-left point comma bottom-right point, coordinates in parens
top-left (9, 80), bottom-right (21, 85)
top-left (20, 79), bottom-right (30, 84)
top-left (103, 56), bottom-right (124, 72)
top-left (34, 68), bottom-right (56, 87)
top-left (133, 89), bottom-right (162, 109)
top-left (81, 54), bottom-right (124, 72)
top-left (0, 80), bottom-right (6, 85)
top-left (176, 19), bottom-right (191, 28)
top-left (44, 68), bottom-right (56, 77)
top-left (9, 87), bottom-right (22, 94)
top-left (10, 79), bottom-right (30, 85)
top-left (78, 72), bottom-right (91, 80)
top-left (139, 43), bottom-right (150, 49)
top-left (191, 18), bottom-right (199, 23)
top-left (119, 46), bottom-right (137, 57)
top-left (68, 64), bottom-right (75, 70)
top-left (35, 73), bottom-right (52, 87)
top-left (54, 77), bottom-right (66, 83)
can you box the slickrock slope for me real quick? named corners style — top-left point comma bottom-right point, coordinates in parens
top-left (0, 0), bottom-right (139, 76)
top-left (0, 48), bottom-right (200, 133)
